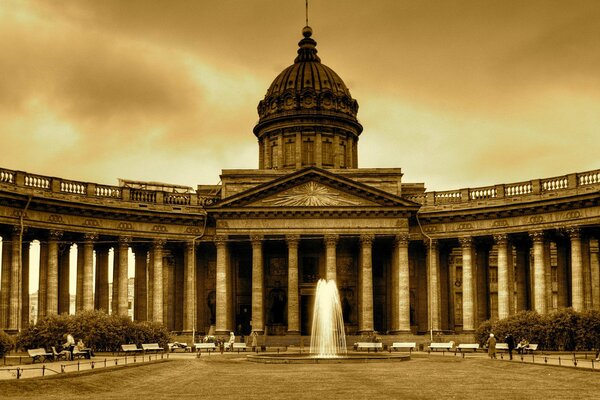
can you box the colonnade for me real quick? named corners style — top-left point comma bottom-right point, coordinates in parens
top-left (0, 225), bottom-right (599, 335)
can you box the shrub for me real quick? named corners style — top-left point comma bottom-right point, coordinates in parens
top-left (16, 310), bottom-right (171, 352)
top-left (0, 330), bottom-right (14, 356)
top-left (476, 308), bottom-right (600, 351)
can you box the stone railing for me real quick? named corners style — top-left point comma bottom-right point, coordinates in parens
top-left (413, 168), bottom-right (600, 206)
top-left (0, 167), bottom-right (219, 209)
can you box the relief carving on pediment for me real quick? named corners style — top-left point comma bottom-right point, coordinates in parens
top-left (257, 182), bottom-right (372, 207)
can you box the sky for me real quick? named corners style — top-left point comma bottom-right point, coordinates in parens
top-left (1, 0), bottom-right (599, 193)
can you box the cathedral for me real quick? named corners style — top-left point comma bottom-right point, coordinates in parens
top-left (0, 26), bottom-right (599, 340)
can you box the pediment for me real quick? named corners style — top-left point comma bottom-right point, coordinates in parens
top-left (211, 167), bottom-right (421, 211)
top-left (248, 181), bottom-right (379, 207)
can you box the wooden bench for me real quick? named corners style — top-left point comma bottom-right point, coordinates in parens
top-left (72, 347), bottom-right (92, 359)
top-left (142, 343), bottom-right (165, 353)
top-left (457, 343), bottom-right (480, 352)
top-left (27, 348), bottom-right (53, 363)
top-left (428, 342), bottom-right (454, 352)
top-left (194, 343), bottom-right (217, 353)
top-left (495, 343), bottom-right (509, 352)
top-left (355, 342), bottom-right (383, 352)
top-left (390, 342), bottom-right (417, 352)
top-left (121, 344), bottom-right (143, 354)
top-left (524, 343), bottom-right (538, 353)
top-left (230, 343), bottom-right (247, 352)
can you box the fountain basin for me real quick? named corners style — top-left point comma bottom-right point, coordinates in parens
top-left (246, 353), bottom-right (411, 364)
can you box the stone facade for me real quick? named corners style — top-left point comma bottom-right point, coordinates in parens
top-left (0, 27), bottom-right (599, 337)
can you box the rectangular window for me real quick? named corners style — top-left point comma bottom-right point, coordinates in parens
top-left (284, 140), bottom-right (295, 167)
top-left (339, 142), bottom-right (346, 168)
top-left (322, 141), bottom-right (333, 166)
top-left (302, 140), bottom-right (314, 166)
top-left (270, 143), bottom-right (279, 169)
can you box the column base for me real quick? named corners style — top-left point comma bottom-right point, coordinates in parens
top-left (358, 329), bottom-right (374, 335)
top-left (286, 330), bottom-right (301, 336)
top-left (387, 330), bottom-right (412, 335)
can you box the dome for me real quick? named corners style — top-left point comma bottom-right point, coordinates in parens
top-left (255, 27), bottom-right (361, 131)
top-left (254, 27), bottom-right (362, 171)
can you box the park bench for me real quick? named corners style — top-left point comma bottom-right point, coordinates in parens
top-left (230, 343), bottom-right (247, 352)
top-left (355, 342), bottom-right (383, 352)
top-left (390, 342), bottom-right (417, 352)
top-left (27, 348), bottom-right (53, 363)
top-left (194, 342), bottom-right (217, 353)
top-left (121, 344), bottom-right (143, 355)
top-left (457, 343), bottom-right (480, 352)
top-left (524, 343), bottom-right (538, 353)
top-left (142, 343), bottom-right (165, 353)
top-left (72, 347), bottom-right (92, 359)
top-left (428, 342), bottom-right (454, 352)
top-left (495, 343), bottom-right (509, 352)
top-left (168, 342), bottom-right (190, 352)
top-left (51, 346), bottom-right (70, 361)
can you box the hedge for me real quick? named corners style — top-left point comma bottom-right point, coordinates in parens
top-left (16, 310), bottom-right (170, 352)
top-left (475, 308), bottom-right (600, 351)
top-left (0, 329), bottom-right (13, 357)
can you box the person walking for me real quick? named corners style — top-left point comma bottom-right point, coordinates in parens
top-left (486, 333), bottom-right (497, 359)
top-left (505, 334), bottom-right (515, 360)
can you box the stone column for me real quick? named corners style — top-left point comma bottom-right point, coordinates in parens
top-left (286, 235), bottom-right (300, 334)
top-left (251, 235), bottom-right (264, 334)
top-left (75, 244), bottom-right (84, 312)
top-left (358, 234), bottom-right (374, 333)
top-left (568, 228), bottom-right (584, 311)
top-left (393, 234), bottom-right (410, 332)
top-left (82, 233), bottom-right (97, 311)
top-left (152, 239), bottom-right (165, 323)
top-left (58, 244), bottom-right (71, 315)
top-left (425, 239), bottom-right (441, 331)
top-left (133, 245), bottom-right (148, 321)
top-left (117, 237), bottom-right (130, 317)
top-left (582, 238), bottom-right (592, 310)
top-left (215, 235), bottom-right (229, 334)
top-left (37, 241), bottom-right (48, 320)
top-left (1, 236), bottom-right (12, 329)
top-left (324, 234), bottom-right (338, 282)
top-left (495, 234), bottom-right (510, 319)
top-left (21, 240), bottom-right (31, 328)
top-left (460, 237), bottom-right (475, 331)
top-left (94, 245), bottom-right (110, 312)
top-left (46, 230), bottom-right (62, 316)
top-left (591, 239), bottom-right (599, 310)
top-left (111, 246), bottom-right (119, 315)
top-left (530, 231), bottom-right (547, 314)
top-left (8, 227), bottom-right (22, 330)
top-left (183, 241), bottom-right (195, 332)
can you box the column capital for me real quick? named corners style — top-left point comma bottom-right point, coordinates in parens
top-left (394, 233), bottom-right (409, 246)
top-left (49, 230), bottom-right (63, 240)
top-left (286, 234), bottom-right (300, 246)
top-left (324, 234), bottom-right (338, 247)
top-left (214, 235), bottom-right (228, 247)
top-left (360, 234), bottom-right (374, 246)
top-left (118, 236), bottom-right (131, 247)
top-left (153, 238), bottom-right (166, 249)
top-left (250, 234), bottom-right (264, 245)
top-left (493, 233), bottom-right (509, 245)
top-left (459, 236), bottom-right (473, 249)
top-left (11, 225), bottom-right (24, 235)
top-left (529, 230), bottom-right (545, 243)
top-left (83, 232), bottom-right (99, 242)
top-left (565, 227), bottom-right (581, 239)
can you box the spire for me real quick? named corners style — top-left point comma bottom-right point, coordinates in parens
top-left (294, 26), bottom-right (321, 63)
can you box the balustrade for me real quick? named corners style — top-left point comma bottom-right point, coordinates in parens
top-left (165, 193), bottom-right (191, 205)
top-left (434, 190), bottom-right (462, 204)
top-left (95, 185), bottom-right (121, 198)
top-left (505, 182), bottom-right (533, 197)
top-left (0, 169), bottom-right (14, 183)
top-left (542, 176), bottom-right (568, 191)
top-left (579, 170), bottom-right (600, 186)
top-left (469, 186), bottom-right (496, 200)
top-left (60, 180), bottom-right (86, 194)
top-left (130, 190), bottom-right (157, 203)
top-left (24, 174), bottom-right (50, 189)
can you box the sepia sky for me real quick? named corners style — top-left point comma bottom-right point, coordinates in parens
top-left (1, 0), bottom-right (599, 191)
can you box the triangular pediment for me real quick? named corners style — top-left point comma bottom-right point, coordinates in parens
top-left (248, 181), bottom-right (379, 207)
top-left (210, 167), bottom-right (421, 211)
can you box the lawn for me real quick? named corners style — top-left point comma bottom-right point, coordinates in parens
top-left (0, 354), bottom-right (597, 399)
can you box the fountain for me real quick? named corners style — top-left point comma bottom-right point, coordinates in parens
top-left (310, 279), bottom-right (347, 358)
top-left (246, 279), bottom-right (410, 364)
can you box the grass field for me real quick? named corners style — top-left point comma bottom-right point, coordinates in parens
top-left (0, 354), bottom-right (597, 399)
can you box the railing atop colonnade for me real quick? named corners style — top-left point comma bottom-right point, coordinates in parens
top-left (405, 169), bottom-right (600, 206)
top-left (0, 167), bottom-right (220, 208)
